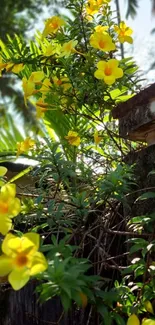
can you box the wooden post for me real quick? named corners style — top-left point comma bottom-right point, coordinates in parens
top-left (112, 83), bottom-right (155, 228)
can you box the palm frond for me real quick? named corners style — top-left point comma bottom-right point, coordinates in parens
top-left (125, 0), bottom-right (139, 18)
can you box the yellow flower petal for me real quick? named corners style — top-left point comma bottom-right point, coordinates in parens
top-left (59, 40), bottom-right (78, 57)
top-left (8, 269), bottom-right (30, 290)
top-left (22, 77), bottom-right (35, 99)
top-left (108, 59), bottom-right (118, 69)
top-left (0, 217), bottom-right (12, 235)
top-left (8, 236), bottom-right (36, 255)
top-left (11, 63), bottom-right (24, 74)
top-left (113, 68), bottom-right (123, 79)
top-left (8, 198), bottom-right (21, 217)
top-left (2, 233), bottom-right (16, 255)
top-left (7, 237), bottom-right (22, 251)
top-left (97, 61), bottom-right (106, 70)
top-left (0, 255), bottom-right (12, 276)
top-left (39, 78), bottom-right (52, 94)
top-left (24, 233), bottom-right (40, 250)
top-left (1, 183), bottom-right (16, 198)
top-left (95, 25), bottom-right (108, 33)
top-left (119, 35), bottom-right (133, 44)
top-left (30, 252), bottom-right (48, 276)
top-left (104, 75), bottom-right (115, 85)
top-left (29, 71), bottom-right (44, 83)
top-left (94, 70), bottom-right (105, 79)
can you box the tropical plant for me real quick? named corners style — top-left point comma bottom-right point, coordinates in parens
top-left (0, 1), bottom-right (154, 324)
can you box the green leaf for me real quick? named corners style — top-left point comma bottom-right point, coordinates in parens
top-left (136, 192), bottom-right (155, 201)
top-left (112, 313), bottom-right (126, 325)
top-left (61, 291), bottom-right (72, 312)
top-left (97, 304), bottom-right (112, 325)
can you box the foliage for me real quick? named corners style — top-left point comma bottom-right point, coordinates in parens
top-left (0, 0), bottom-right (154, 324)
top-left (125, 0), bottom-right (139, 19)
top-left (125, 0), bottom-right (155, 18)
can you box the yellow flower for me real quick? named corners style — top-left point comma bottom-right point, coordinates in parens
top-left (0, 232), bottom-right (47, 290)
top-left (42, 16), bottom-right (65, 38)
top-left (127, 314), bottom-right (140, 325)
top-left (17, 137), bottom-right (35, 157)
top-left (5, 62), bottom-right (24, 74)
top-left (59, 40), bottom-right (78, 57)
top-left (0, 57), bottom-right (24, 76)
top-left (94, 131), bottom-right (102, 145)
top-left (43, 42), bottom-right (61, 56)
top-left (52, 76), bottom-right (71, 90)
top-left (35, 97), bottom-right (48, 119)
top-left (0, 184), bottom-right (21, 235)
top-left (86, 0), bottom-right (100, 16)
top-left (114, 21), bottom-right (133, 44)
top-left (22, 71), bottom-right (44, 105)
top-left (29, 71), bottom-right (45, 83)
top-left (85, 0), bottom-right (111, 18)
top-left (0, 166), bottom-right (7, 187)
top-left (90, 32), bottom-right (115, 51)
top-left (39, 78), bottom-right (52, 94)
top-left (94, 59), bottom-right (123, 85)
top-left (95, 25), bottom-right (108, 33)
top-left (22, 77), bottom-right (36, 105)
top-left (65, 131), bottom-right (81, 146)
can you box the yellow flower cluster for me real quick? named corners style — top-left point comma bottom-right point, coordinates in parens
top-left (22, 71), bottom-right (52, 117)
top-left (0, 0), bottom-right (135, 297)
top-left (86, 0), bottom-right (111, 18)
top-left (0, 232), bottom-right (47, 290)
top-left (0, 165), bottom-right (47, 290)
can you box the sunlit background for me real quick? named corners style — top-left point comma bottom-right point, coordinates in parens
top-left (119, 0), bottom-right (155, 84)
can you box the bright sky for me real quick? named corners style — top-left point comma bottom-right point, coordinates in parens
top-left (116, 0), bottom-right (155, 84)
